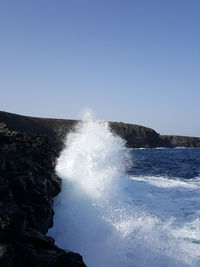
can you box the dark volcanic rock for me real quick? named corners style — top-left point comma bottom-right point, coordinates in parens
top-left (0, 121), bottom-right (86, 266)
top-left (159, 135), bottom-right (200, 148)
top-left (1, 110), bottom-right (200, 149)
top-left (109, 122), bottom-right (160, 148)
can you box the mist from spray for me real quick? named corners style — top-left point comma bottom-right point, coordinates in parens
top-left (49, 110), bottom-right (199, 267)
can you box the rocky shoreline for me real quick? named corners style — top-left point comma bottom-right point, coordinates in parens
top-left (0, 121), bottom-right (86, 266)
top-left (0, 110), bottom-right (200, 266)
top-left (1, 111), bottom-right (200, 149)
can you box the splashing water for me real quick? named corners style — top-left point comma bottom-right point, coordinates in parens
top-left (49, 110), bottom-right (200, 267)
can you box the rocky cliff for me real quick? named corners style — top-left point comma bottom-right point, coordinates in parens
top-left (0, 112), bottom-right (86, 266)
top-left (159, 134), bottom-right (200, 148)
top-left (109, 122), bottom-right (161, 148)
top-left (1, 111), bottom-right (200, 149)
top-left (0, 111), bottom-right (200, 266)
top-left (109, 122), bottom-right (200, 148)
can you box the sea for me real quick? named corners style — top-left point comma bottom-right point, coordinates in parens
top-left (48, 111), bottom-right (200, 267)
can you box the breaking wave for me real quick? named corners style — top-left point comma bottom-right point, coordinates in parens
top-left (49, 110), bottom-right (200, 267)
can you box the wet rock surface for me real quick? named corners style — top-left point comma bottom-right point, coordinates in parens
top-left (0, 122), bottom-right (86, 267)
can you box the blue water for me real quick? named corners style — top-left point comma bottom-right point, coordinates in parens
top-left (49, 114), bottom-right (200, 267)
top-left (130, 148), bottom-right (200, 179)
top-left (128, 148), bottom-right (200, 234)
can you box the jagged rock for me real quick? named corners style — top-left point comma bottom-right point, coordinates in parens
top-left (0, 243), bottom-right (14, 267)
top-left (0, 123), bottom-right (86, 266)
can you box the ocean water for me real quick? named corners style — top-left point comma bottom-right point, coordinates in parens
top-left (48, 111), bottom-right (200, 267)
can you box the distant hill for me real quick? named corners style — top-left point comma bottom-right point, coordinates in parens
top-left (0, 110), bottom-right (200, 148)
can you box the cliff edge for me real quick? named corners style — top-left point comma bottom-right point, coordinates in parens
top-left (1, 111), bottom-right (199, 148)
top-left (0, 111), bottom-right (86, 267)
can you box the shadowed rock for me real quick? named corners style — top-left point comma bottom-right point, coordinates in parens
top-left (0, 116), bottom-right (86, 267)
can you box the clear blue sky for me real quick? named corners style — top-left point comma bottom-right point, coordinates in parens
top-left (0, 0), bottom-right (200, 136)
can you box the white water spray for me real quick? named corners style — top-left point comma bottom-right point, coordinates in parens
top-left (49, 110), bottom-right (200, 267)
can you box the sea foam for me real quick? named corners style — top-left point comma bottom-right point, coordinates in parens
top-left (49, 110), bottom-right (200, 267)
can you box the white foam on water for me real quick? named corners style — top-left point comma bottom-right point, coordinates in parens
top-left (49, 110), bottom-right (200, 267)
top-left (130, 175), bottom-right (200, 189)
